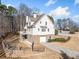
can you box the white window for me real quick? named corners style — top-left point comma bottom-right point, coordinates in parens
top-left (42, 28), bottom-right (46, 32)
top-left (38, 28), bottom-right (40, 31)
top-left (40, 21), bottom-right (41, 24)
top-left (48, 28), bottom-right (49, 32)
top-left (45, 22), bottom-right (47, 25)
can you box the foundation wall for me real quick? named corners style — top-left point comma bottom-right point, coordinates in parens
top-left (27, 34), bottom-right (54, 43)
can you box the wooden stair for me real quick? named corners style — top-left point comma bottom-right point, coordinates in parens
top-left (0, 50), bottom-right (5, 57)
top-left (0, 41), bottom-right (6, 57)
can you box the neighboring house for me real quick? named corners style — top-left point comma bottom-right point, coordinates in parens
top-left (21, 13), bottom-right (55, 43)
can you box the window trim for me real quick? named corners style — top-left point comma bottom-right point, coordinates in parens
top-left (45, 21), bottom-right (47, 25)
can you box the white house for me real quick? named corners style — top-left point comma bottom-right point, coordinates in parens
top-left (22, 14), bottom-right (55, 43)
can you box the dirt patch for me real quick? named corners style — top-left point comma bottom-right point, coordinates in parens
top-left (49, 34), bottom-right (79, 51)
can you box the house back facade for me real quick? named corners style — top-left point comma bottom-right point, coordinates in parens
top-left (22, 14), bottom-right (55, 43)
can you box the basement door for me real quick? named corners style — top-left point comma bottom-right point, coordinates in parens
top-left (40, 36), bottom-right (46, 43)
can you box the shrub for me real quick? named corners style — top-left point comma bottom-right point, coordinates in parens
top-left (55, 29), bottom-right (58, 35)
top-left (48, 38), bottom-right (65, 42)
top-left (48, 39), bottom-right (53, 42)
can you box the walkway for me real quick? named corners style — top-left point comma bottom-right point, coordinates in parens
top-left (41, 42), bottom-right (79, 58)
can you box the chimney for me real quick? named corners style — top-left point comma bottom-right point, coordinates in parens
top-left (33, 14), bottom-right (37, 18)
top-left (26, 16), bottom-right (29, 23)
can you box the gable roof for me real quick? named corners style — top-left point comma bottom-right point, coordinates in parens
top-left (27, 14), bottom-right (44, 28)
top-left (47, 15), bottom-right (54, 24)
top-left (30, 15), bottom-right (43, 22)
top-left (27, 15), bottom-right (54, 28)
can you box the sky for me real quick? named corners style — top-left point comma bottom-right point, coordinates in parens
top-left (1, 0), bottom-right (79, 21)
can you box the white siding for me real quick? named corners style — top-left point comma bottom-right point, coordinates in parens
top-left (32, 15), bottom-right (55, 35)
top-left (26, 28), bottom-right (33, 34)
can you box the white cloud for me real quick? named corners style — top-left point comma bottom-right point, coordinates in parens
top-left (73, 15), bottom-right (79, 20)
top-left (75, 0), bottom-right (79, 5)
top-left (49, 6), bottom-right (70, 17)
top-left (45, 0), bottom-right (57, 6)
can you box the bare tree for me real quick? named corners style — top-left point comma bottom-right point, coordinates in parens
top-left (17, 3), bottom-right (32, 31)
top-left (18, 3), bottom-right (32, 16)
